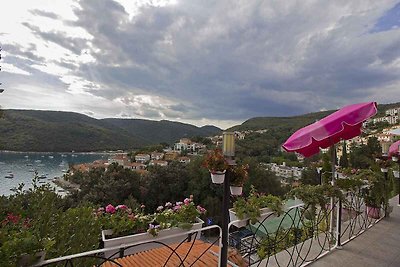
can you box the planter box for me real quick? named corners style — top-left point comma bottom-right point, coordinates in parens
top-left (102, 218), bottom-right (204, 258)
top-left (229, 208), bottom-right (275, 228)
top-left (17, 251), bottom-right (46, 267)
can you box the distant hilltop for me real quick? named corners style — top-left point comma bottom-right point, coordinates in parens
top-left (0, 110), bottom-right (221, 152)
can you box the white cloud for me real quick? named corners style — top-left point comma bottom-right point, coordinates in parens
top-left (1, 0), bottom-right (400, 128)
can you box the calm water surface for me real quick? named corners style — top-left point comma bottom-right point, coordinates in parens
top-left (0, 151), bottom-right (109, 196)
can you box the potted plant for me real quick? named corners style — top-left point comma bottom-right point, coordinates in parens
top-left (377, 158), bottom-right (392, 173)
top-left (230, 186), bottom-right (283, 227)
top-left (229, 164), bottom-right (249, 195)
top-left (359, 170), bottom-right (385, 219)
top-left (287, 184), bottom-right (343, 220)
top-left (100, 197), bottom-right (206, 258)
top-left (203, 149), bottom-right (228, 184)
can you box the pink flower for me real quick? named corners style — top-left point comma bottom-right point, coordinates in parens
top-left (165, 202), bottom-right (172, 207)
top-left (141, 204), bottom-right (146, 209)
top-left (173, 205), bottom-right (182, 211)
top-left (157, 206), bottom-right (164, 212)
top-left (105, 204), bottom-right (116, 214)
top-left (197, 205), bottom-right (206, 214)
top-left (184, 198), bottom-right (190, 205)
top-left (116, 205), bottom-right (128, 211)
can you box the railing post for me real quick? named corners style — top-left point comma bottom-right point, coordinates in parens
top-left (336, 197), bottom-right (342, 248)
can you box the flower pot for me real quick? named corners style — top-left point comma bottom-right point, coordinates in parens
top-left (229, 208), bottom-right (274, 227)
top-left (102, 218), bottom-right (204, 258)
top-left (230, 186), bottom-right (243, 196)
top-left (393, 170), bottom-right (400, 179)
top-left (380, 168), bottom-right (388, 173)
top-left (17, 251), bottom-right (46, 267)
top-left (210, 170), bottom-right (226, 184)
top-left (366, 206), bottom-right (380, 219)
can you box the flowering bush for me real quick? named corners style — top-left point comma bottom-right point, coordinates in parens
top-left (203, 149), bottom-right (228, 173)
top-left (149, 196), bottom-right (206, 236)
top-left (99, 196), bottom-right (206, 238)
top-left (96, 204), bottom-right (150, 238)
top-left (230, 164), bottom-right (249, 186)
top-left (0, 213), bottom-right (55, 266)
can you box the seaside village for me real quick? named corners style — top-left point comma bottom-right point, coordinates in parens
top-left (68, 106), bottom-right (400, 187)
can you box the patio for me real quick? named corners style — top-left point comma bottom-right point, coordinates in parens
top-left (310, 196), bottom-right (400, 267)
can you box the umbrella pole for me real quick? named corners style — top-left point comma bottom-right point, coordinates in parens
top-left (330, 144), bottom-right (335, 244)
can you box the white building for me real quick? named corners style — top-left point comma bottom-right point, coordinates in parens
top-left (151, 152), bottom-right (164, 160)
top-left (149, 160), bottom-right (168, 167)
top-left (135, 154), bottom-right (150, 163)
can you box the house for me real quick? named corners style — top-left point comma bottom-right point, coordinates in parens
top-left (174, 138), bottom-right (206, 153)
top-left (178, 156), bottom-right (191, 164)
top-left (108, 153), bottom-right (129, 166)
top-left (125, 162), bottom-right (146, 170)
top-left (151, 152), bottom-right (164, 160)
top-left (135, 154), bottom-right (150, 163)
top-left (164, 151), bottom-right (180, 161)
top-left (149, 160), bottom-right (168, 167)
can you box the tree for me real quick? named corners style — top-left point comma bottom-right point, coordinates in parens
top-left (300, 168), bottom-right (320, 185)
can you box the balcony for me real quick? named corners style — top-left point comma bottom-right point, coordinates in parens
top-left (32, 192), bottom-right (399, 267)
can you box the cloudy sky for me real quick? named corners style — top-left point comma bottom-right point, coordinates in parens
top-left (1, 0), bottom-right (400, 128)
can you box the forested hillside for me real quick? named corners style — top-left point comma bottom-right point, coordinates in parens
top-left (0, 110), bottom-right (221, 152)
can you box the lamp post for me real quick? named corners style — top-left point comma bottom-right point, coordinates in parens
top-left (220, 132), bottom-right (235, 267)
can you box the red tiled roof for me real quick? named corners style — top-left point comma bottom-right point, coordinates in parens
top-left (102, 240), bottom-right (247, 267)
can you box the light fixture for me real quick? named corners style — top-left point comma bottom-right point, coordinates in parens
top-left (222, 132), bottom-right (235, 157)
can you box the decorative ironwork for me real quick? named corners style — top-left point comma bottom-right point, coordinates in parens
top-left (34, 225), bottom-right (222, 267)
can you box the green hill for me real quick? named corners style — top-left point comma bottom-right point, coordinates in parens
top-left (102, 118), bottom-right (221, 144)
top-left (229, 102), bottom-right (399, 133)
top-left (0, 110), bottom-right (221, 152)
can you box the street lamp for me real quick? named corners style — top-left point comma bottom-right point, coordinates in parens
top-left (220, 132), bottom-right (235, 267)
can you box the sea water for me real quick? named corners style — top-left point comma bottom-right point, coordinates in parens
top-left (0, 151), bottom-right (109, 196)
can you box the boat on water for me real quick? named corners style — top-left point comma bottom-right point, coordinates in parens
top-left (5, 173), bottom-right (14, 179)
top-left (28, 168), bottom-right (36, 172)
top-left (48, 155), bottom-right (54, 159)
top-left (24, 155), bottom-right (29, 158)
top-left (27, 163), bottom-right (33, 166)
top-left (37, 164), bottom-right (46, 167)
top-left (39, 181), bottom-right (46, 184)
top-left (38, 174), bottom-right (47, 179)
top-left (61, 154), bottom-right (67, 157)
top-left (35, 160), bottom-right (42, 163)
top-left (61, 169), bottom-right (68, 173)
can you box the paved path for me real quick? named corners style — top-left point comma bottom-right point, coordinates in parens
top-left (311, 197), bottom-right (400, 267)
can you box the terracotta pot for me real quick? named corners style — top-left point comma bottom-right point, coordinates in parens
top-left (230, 186), bottom-right (243, 195)
top-left (366, 206), bottom-right (380, 219)
top-left (210, 170), bottom-right (226, 184)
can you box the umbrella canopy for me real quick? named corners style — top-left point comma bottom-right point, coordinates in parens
top-left (388, 140), bottom-right (400, 157)
top-left (282, 102), bottom-right (377, 157)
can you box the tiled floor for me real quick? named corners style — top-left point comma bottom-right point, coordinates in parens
top-left (311, 196), bottom-right (400, 267)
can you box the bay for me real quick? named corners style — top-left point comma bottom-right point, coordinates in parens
top-left (0, 151), bottom-right (109, 196)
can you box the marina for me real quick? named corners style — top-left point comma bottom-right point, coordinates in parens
top-left (0, 151), bottom-right (108, 196)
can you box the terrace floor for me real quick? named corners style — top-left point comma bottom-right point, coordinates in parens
top-left (311, 196), bottom-right (400, 267)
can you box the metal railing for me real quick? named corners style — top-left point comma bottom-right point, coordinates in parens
top-left (33, 192), bottom-right (385, 267)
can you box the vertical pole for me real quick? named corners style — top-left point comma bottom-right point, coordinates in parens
top-left (384, 171), bottom-right (388, 217)
top-left (329, 145), bottom-right (335, 241)
top-left (220, 165), bottom-right (230, 267)
top-left (336, 197), bottom-right (342, 247)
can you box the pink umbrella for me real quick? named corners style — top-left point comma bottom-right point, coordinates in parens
top-left (388, 140), bottom-right (400, 157)
top-left (282, 102), bottom-right (378, 157)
